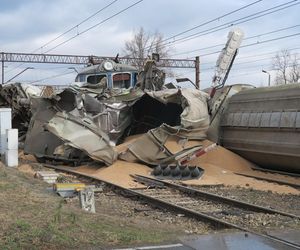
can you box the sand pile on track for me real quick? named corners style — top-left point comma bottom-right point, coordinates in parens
top-left (16, 134), bottom-right (300, 194)
top-left (71, 161), bottom-right (151, 189)
top-left (54, 137), bottom-right (299, 194)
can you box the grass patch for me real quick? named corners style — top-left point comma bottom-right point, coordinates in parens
top-left (0, 167), bottom-right (179, 249)
top-left (85, 220), bottom-right (167, 246)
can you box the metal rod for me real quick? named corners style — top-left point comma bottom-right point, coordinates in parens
top-left (1, 52), bottom-right (4, 84)
top-left (195, 56), bottom-right (200, 89)
top-left (4, 67), bottom-right (34, 84)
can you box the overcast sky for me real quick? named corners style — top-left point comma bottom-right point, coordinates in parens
top-left (1, 0), bottom-right (299, 89)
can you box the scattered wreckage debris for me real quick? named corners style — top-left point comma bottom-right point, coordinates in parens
top-left (9, 58), bottom-right (211, 175)
top-left (0, 82), bottom-right (41, 139)
top-left (151, 164), bottom-right (204, 180)
top-left (2, 28), bottom-right (299, 180)
top-left (79, 187), bottom-right (96, 213)
top-left (150, 143), bottom-right (218, 180)
top-left (35, 171), bottom-right (60, 184)
top-left (53, 182), bottom-right (86, 197)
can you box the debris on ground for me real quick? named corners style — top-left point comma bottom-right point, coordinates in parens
top-left (35, 171), bottom-right (60, 184)
top-left (53, 182), bottom-right (86, 197)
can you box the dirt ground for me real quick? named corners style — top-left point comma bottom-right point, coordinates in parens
top-left (2, 150), bottom-right (300, 249)
top-left (0, 163), bottom-right (216, 250)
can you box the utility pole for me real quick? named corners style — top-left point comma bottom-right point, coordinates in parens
top-left (195, 56), bottom-right (200, 89)
top-left (1, 52), bottom-right (4, 84)
top-left (262, 69), bottom-right (271, 86)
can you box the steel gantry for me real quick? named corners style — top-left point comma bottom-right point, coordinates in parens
top-left (0, 52), bottom-right (200, 88)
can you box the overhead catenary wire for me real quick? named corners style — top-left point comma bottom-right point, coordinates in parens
top-left (171, 24), bottom-right (300, 57)
top-left (162, 0), bottom-right (299, 50)
top-left (200, 58), bottom-right (300, 72)
top-left (200, 47), bottom-right (300, 65)
top-left (44, 0), bottom-right (144, 53)
top-left (145, 0), bottom-right (264, 51)
top-left (5, 0), bottom-right (142, 75)
top-left (4, 0), bottom-right (120, 74)
top-left (171, 47), bottom-right (300, 76)
top-left (28, 71), bottom-right (75, 84)
top-left (183, 32), bottom-right (300, 59)
top-left (200, 50), bottom-right (300, 70)
top-left (193, 47), bottom-right (300, 65)
top-left (33, 0), bottom-right (119, 53)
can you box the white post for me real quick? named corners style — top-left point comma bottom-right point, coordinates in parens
top-left (5, 129), bottom-right (18, 167)
top-left (0, 108), bottom-right (12, 154)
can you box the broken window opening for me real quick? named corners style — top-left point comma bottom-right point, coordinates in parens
top-left (87, 74), bottom-right (107, 86)
top-left (75, 74), bottom-right (86, 82)
top-left (129, 95), bottom-right (183, 136)
top-left (112, 73), bottom-right (131, 89)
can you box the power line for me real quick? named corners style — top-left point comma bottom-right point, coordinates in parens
top-left (28, 71), bottom-right (75, 84)
top-left (4, 0), bottom-right (119, 74)
top-left (33, 0), bottom-right (119, 53)
top-left (199, 47), bottom-right (300, 66)
top-left (237, 47), bottom-right (300, 60)
top-left (201, 57), bottom-right (300, 72)
top-left (171, 24), bottom-right (300, 57)
top-left (45, 0), bottom-right (144, 53)
top-left (160, 0), bottom-right (299, 50)
top-left (185, 32), bottom-right (300, 59)
top-left (200, 49), bottom-right (300, 69)
top-left (146, 0), bottom-right (263, 50)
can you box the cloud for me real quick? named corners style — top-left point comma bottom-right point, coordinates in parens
top-left (1, 0), bottom-right (299, 87)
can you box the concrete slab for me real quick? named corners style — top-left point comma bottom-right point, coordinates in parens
top-left (181, 231), bottom-right (300, 250)
top-left (116, 230), bottom-right (300, 250)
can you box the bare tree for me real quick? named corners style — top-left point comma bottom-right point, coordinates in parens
top-left (289, 53), bottom-right (300, 83)
top-left (123, 27), bottom-right (171, 70)
top-left (273, 50), bottom-right (300, 85)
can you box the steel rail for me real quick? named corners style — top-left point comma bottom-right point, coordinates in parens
top-left (133, 175), bottom-right (300, 219)
top-left (133, 175), bottom-right (300, 249)
top-left (39, 163), bottom-right (300, 249)
top-left (235, 172), bottom-right (300, 189)
top-left (251, 166), bottom-right (300, 178)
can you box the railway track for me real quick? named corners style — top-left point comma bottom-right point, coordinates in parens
top-left (131, 175), bottom-right (300, 249)
top-left (235, 172), bottom-right (300, 189)
top-left (40, 163), bottom-right (300, 249)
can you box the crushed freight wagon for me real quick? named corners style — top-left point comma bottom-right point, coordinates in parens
top-left (0, 28), bottom-right (246, 173)
top-left (23, 64), bottom-right (211, 167)
top-left (2, 28), bottom-right (299, 175)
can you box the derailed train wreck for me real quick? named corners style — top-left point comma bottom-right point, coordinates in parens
top-left (1, 28), bottom-right (299, 173)
top-left (13, 59), bottom-right (210, 171)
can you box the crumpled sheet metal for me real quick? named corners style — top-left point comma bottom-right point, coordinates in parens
top-left (136, 60), bottom-right (165, 91)
top-left (46, 112), bottom-right (118, 166)
top-left (120, 88), bottom-right (210, 165)
top-left (146, 88), bottom-right (210, 139)
top-left (120, 124), bottom-right (202, 165)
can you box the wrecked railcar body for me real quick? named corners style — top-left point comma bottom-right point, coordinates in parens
top-left (219, 84), bottom-right (300, 173)
top-left (22, 59), bottom-right (211, 166)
